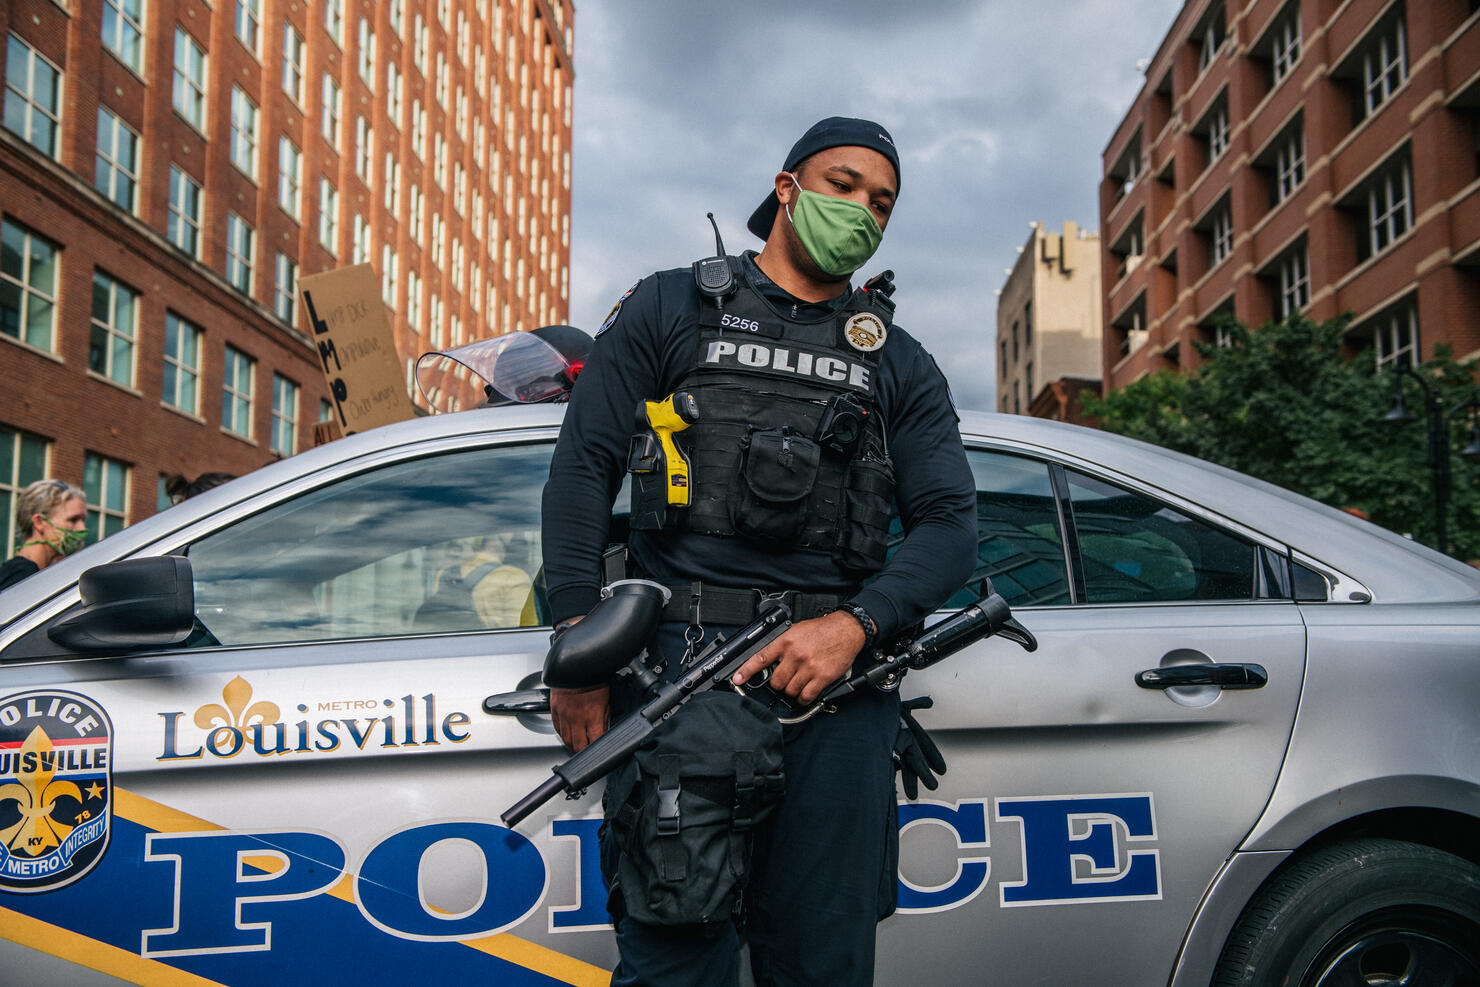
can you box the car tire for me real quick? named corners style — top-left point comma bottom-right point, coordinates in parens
top-left (1212, 837), bottom-right (1480, 987)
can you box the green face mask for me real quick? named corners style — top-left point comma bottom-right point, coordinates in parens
top-left (25, 523), bottom-right (87, 557)
top-left (784, 174), bottom-right (883, 278)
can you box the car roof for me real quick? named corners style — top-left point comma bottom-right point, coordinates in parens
top-left (3, 406), bottom-right (1475, 626)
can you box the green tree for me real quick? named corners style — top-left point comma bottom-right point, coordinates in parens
top-left (1081, 314), bottom-right (1480, 561)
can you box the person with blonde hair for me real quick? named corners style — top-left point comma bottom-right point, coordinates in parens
top-left (1, 479), bottom-right (88, 590)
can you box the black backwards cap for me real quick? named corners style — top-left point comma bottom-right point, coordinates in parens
top-left (745, 116), bottom-right (901, 240)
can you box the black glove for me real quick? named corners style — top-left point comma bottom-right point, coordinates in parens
top-left (893, 695), bottom-right (947, 800)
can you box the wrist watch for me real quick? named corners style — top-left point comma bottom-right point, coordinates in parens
top-left (837, 602), bottom-right (877, 654)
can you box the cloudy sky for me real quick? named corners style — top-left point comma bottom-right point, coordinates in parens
top-left (564, 0), bottom-right (1185, 411)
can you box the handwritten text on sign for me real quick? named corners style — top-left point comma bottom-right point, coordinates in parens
top-left (298, 264), bottom-right (414, 435)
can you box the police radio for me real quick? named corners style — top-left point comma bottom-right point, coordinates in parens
top-left (693, 213), bottom-right (736, 308)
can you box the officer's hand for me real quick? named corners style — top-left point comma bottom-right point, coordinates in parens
top-left (550, 684), bottom-right (609, 754)
top-left (730, 610), bottom-right (864, 706)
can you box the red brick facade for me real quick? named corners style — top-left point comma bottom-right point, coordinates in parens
top-left (1, 0), bottom-right (573, 535)
top-left (1100, 0), bottom-right (1480, 388)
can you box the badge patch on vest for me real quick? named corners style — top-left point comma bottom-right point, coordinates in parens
top-left (844, 313), bottom-right (888, 352)
top-left (0, 689), bottom-right (113, 894)
top-left (598, 281), bottom-right (640, 335)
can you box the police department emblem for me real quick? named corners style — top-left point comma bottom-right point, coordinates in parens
top-left (598, 280), bottom-right (641, 336)
top-left (844, 313), bottom-right (887, 352)
top-left (0, 690), bottom-right (113, 894)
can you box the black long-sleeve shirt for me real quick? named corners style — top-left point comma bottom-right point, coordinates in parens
top-left (541, 253), bottom-right (976, 640)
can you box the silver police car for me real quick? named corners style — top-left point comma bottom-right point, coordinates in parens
top-left (1, 407), bottom-right (1477, 986)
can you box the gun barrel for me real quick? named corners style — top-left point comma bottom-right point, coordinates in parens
top-left (503, 775), bottom-right (566, 827)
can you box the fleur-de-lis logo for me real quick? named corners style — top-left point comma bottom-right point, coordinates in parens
top-left (0, 726), bottom-right (83, 857)
top-left (194, 675), bottom-right (281, 733)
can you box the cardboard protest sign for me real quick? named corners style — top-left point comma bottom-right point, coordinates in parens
top-left (299, 264), bottom-right (415, 435)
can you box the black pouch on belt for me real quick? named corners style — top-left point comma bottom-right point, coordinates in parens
top-left (731, 427), bottom-right (821, 542)
top-left (600, 690), bottom-right (785, 927)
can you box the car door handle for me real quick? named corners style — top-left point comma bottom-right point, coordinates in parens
top-left (1135, 663), bottom-right (1267, 690)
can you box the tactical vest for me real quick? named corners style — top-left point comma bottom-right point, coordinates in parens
top-left (628, 258), bottom-right (897, 575)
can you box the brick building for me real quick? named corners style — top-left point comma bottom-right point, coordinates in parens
top-left (0, 0), bottom-right (573, 552)
top-left (995, 221), bottom-right (1103, 424)
top-left (1099, 0), bottom-right (1480, 390)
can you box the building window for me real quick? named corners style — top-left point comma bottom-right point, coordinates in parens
top-left (162, 312), bottom-right (202, 416)
top-left (357, 18), bottom-right (376, 88)
top-left (90, 270), bottom-right (138, 387)
top-left (1207, 103), bottom-right (1229, 163)
top-left (4, 35), bottom-right (63, 158)
top-left (1207, 200), bottom-right (1234, 268)
top-left (83, 452), bottom-right (129, 542)
top-left (172, 27), bottom-right (208, 132)
top-left (225, 212), bottom-right (255, 294)
top-left (389, 0), bottom-right (405, 37)
top-left (414, 15), bottom-right (428, 73)
top-left (321, 73), bottom-right (341, 146)
top-left (411, 100), bottom-right (427, 159)
top-left (167, 165), bottom-right (203, 258)
top-left (382, 244), bottom-right (398, 307)
top-left (1, 219), bottom-right (58, 353)
top-left (1278, 247), bottom-right (1309, 318)
top-left (1274, 124), bottom-right (1305, 203)
top-left (430, 214), bottom-right (444, 266)
top-left (319, 179), bottom-right (339, 253)
top-left (274, 253), bottom-right (297, 323)
top-left (102, 0), bottom-right (145, 73)
top-left (222, 345), bottom-right (255, 438)
top-left (1363, 152), bottom-right (1412, 261)
top-left (384, 154), bottom-right (402, 213)
top-left (1268, 4), bottom-right (1301, 88)
top-left (282, 23), bottom-right (305, 104)
top-left (278, 137), bottom-right (303, 219)
top-left (407, 269), bottom-right (423, 330)
top-left (271, 374), bottom-right (299, 455)
top-left (0, 426), bottom-right (49, 553)
top-left (386, 62), bottom-right (403, 123)
top-left (324, 0), bottom-right (344, 46)
top-left (434, 134), bottom-right (448, 188)
top-left (235, 0), bottom-right (261, 56)
top-left (436, 52), bottom-right (449, 107)
top-left (1361, 10), bottom-right (1406, 119)
top-left (352, 213), bottom-right (370, 265)
top-left (429, 294), bottom-right (443, 348)
top-left (1367, 301), bottom-right (1419, 370)
top-left (1196, 4), bottom-right (1227, 74)
top-left (355, 115), bottom-right (373, 181)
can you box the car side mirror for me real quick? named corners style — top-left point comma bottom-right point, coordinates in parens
top-left (47, 556), bottom-right (196, 652)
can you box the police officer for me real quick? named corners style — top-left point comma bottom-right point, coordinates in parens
top-left (542, 117), bottom-right (976, 986)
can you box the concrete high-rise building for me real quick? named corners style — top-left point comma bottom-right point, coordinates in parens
top-left (995, 221), bottom-right (1103, 423)
top-left (1099, 0), bottom-right (1479, 391)
top-left (0, 0), bottom-right (573, 549)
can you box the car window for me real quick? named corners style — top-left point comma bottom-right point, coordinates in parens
top-left (1066, 469), bottom-right (1256, 603)
top-left (944, 450), bottom-right (1071, 609)
top-left (185, 443), bottom-right (552, 646)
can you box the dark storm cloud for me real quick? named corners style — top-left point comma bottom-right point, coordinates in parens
top-left (567, 1), bottom-right (1183, 410)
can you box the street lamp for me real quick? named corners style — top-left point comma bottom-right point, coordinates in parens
top-left (1382, 363), bottom-right (1480, 555)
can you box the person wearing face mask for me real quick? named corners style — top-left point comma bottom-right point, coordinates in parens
top-left (1, 480), bottom-right (89, 590)
top-left (541, 117), bottom-right (976, 986)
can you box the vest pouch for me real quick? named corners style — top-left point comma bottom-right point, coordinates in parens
top-left (834, 457), bottom-right (895, 572)
top-left (732, 428), bottom-right (821, 542)
top-left (600, 691), bottom-right (785, 927)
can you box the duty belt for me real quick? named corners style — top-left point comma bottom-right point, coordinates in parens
top-left (658, 581), bottom-right (847, 625)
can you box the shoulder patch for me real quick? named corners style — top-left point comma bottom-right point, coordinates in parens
top-left (598, 281), bottom-right (641, 336)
